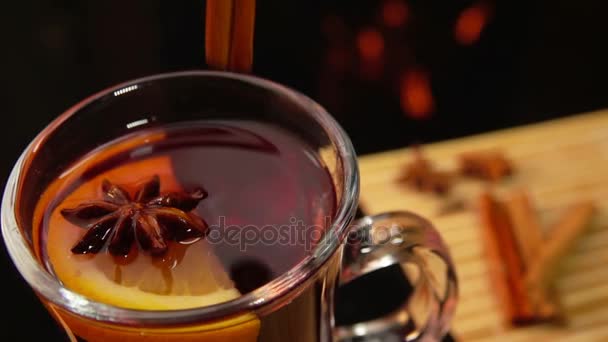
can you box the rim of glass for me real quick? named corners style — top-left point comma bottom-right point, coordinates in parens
top-left (1, 71), bottom-right (360, 325)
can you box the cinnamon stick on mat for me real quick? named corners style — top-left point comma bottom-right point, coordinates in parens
top-left (526, 201), bottom-right (596, 293)
top-left (505, 189), bottom-right (558, 319)
top-left (479, 192), bottom-right (535, 325)
top-left (505, 189), bottom-right (544, 262)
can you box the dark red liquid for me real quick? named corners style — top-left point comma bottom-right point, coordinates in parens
top-left (166, 122), bottom-right (337, 292)
top-left (42, 121), bottom-right (337, 295)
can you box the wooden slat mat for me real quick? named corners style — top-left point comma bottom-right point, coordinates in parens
top-left (357, 111), bottom-right (608, 341)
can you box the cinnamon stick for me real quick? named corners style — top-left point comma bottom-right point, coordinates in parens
top-left (479, 193), bottom-right (517, 323)
top-left (228, 0), bottom-right (256, 72)
top-left (505, 189), bottom-right (544, 262)
top-left (205, 0), bottom-right (256, 72)
top-left (205, 0), bottom-right (234, 70)
top-left (479, 192), bottom-right (535, 325)
top-left (526, 201), bottom-right (596, 293)
top-left (505, 189), bottom-right (558, 319)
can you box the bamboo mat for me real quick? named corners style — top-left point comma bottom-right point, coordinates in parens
top-left (357, 111), bottom-right (608, 341)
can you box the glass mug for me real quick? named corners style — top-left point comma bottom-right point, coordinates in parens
top-left (2, 71), bottom-right (457, 341)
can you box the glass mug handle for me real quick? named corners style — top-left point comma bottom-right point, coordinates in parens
top-left (335, 211), bottom-right (458, 342)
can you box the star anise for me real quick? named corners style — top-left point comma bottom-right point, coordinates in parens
top-left (61, 175), bottom-right (209, 257)
top-left (400, 147), bottom-right (452, 195)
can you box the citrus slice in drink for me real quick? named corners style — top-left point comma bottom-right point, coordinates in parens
top-left (35, 137), bottom-right (260, 341)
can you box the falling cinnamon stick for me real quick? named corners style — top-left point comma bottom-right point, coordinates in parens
top-left (205, 0), bottom-right (234, 70)
top-left (526, 201), bottom-right (596, 294)
top-left (479, 192), bottom-right (535, 325)
top-left (228, 0), bottom-right (256, 72)
top-left (205, 0), bottom-right (256, 72)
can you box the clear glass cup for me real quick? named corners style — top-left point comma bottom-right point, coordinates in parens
top-left (2, 71), bottom-right (457, 341)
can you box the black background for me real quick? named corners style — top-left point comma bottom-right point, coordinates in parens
top-left (2, 0), bottom-right (608, 340)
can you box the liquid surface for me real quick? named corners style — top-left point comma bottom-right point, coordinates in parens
top-left (38, 121), bottom-right (336, 310)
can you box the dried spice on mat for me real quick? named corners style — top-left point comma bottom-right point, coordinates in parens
top-left (459, 150), bottom-right (513, 181)
top-left (478, 190), bottom-right (596, 326)
top-left (400, 147), bottom-right (453, 195)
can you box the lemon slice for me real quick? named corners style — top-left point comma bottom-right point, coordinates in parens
top-left (35, 141), bottom-right (260, 341)
top-left (45, 156), bottom-right (241, 310)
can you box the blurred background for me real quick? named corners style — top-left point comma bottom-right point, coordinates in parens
top-left (3, 0), bottom-right (608, 339)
